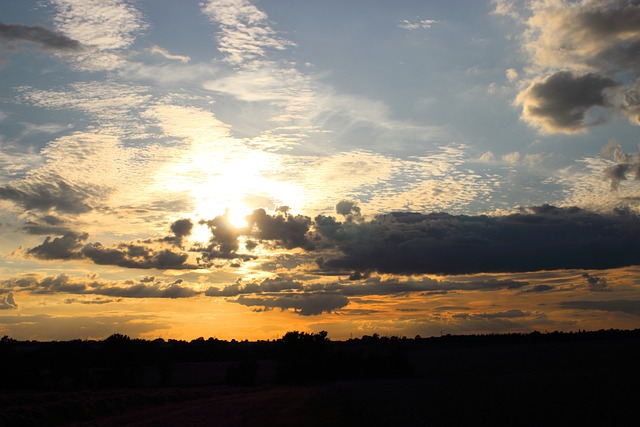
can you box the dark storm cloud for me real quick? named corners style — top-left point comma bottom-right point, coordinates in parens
top-left (0, 22), bottom-right (83, 51)
top-left (517, 71), bottom-right (618, 134)
top-left (0, 179), bottom-right (95, 214)
top-left (235, 294), bottom-right (349, 316)
top-left (558, 299), bottom-right (640, 316)
top-left (316, 205), bottom-right (640, 275)
top-left (0, 274), bottom-right (198, 299)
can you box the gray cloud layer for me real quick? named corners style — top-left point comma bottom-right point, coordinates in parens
top-left (0, 179), bottom-right (96, 214)
top-left (1, 274), bottom-right (197, 299)
top-left (235, 294), bottom-right (349, 316)
top-left (559, 299), bottom-right (640, 316)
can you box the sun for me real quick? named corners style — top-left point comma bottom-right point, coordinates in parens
top-left (225, 204), bottom-right (250, 229)
top-left (157, 143), bottom-right (308, 245)
top-left (187, 202), bottom-right (250, 245)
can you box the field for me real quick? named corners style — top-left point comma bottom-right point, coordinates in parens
top-left (2, 330), bottom-right (639, 426)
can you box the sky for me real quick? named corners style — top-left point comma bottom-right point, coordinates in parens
top-left (1, 0), bottom-right (640, 341)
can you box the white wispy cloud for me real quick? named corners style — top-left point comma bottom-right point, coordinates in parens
top-left (147, 45), bottom-right (191, 63)
top-left (201, 0), bottom-right (294, 66)
top-left (367, 146), bottom-right (497, 214)
top-left (17, 81), bottom-right (152, 137)
top-left (50, 0), bottom-right (147, 70)
top-left (117, 61), bottom-right (219, 85)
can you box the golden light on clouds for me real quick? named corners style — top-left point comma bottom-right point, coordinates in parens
top-left (2, 0), bottom-right (640, 342)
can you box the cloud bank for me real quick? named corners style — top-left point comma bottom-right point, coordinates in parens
top-left (316, 204), bottom-right (640, 275)
top-left (21, 204), bottom-right (640, 276)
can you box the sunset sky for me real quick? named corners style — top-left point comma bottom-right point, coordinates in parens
top-left (1, 0), bottom-right (640, 341)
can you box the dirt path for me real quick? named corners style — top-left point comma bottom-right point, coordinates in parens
top-left (67, 386), bottom-right (320, 427)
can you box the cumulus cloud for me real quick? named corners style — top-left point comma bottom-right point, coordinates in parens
top-left (502, 151), bottom-right (521, 164)
top-left (25, 230), bottom-right (195, 270)
top-left (316, 205), bottom-right (640, 275)
top-left (602, 139), bottom-right (640, 190)
top-left (246, 208), bottom-right (314, 250)
top-left (167, 218), bottom-right (193, 248)
top-left (514, 0), bottom-right (640, 133)
top-left (198, 213), bottom-right (247, 263)
top-left (23, 208), bottom-right (313, 270)
top-left (523, 0), bottom-right (640, 73)
top-left (26, 231), bottom-right (87, 260)
top-left (478, 151), bottom-right (496, 162)
top-left (336, 199), bottom-right (362, 217)
top-left (0, 22), bottom-right (83, 51)
top-left (516, 71), bottom-right (618, 134)
top-left (492, 0), bottom-right (525, 20)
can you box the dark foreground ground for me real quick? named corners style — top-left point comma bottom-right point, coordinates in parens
top-left (2, 330), bottom-right (639, 426)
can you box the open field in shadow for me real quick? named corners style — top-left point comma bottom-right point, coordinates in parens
top-left (2, 329), bottom-right (639, 426)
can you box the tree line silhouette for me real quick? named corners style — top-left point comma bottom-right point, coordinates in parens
top-left (2, 328), bottom-right (640, 390)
